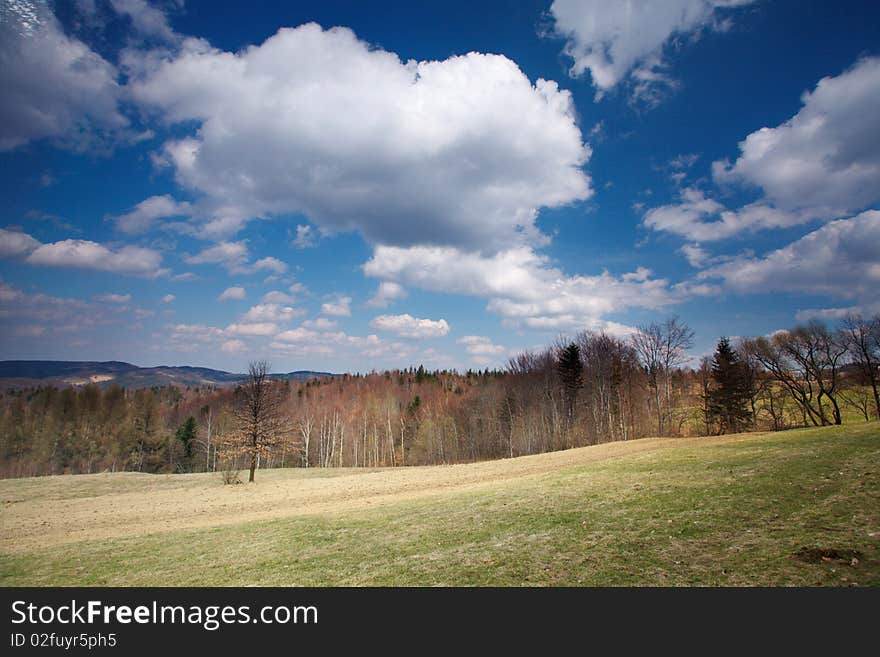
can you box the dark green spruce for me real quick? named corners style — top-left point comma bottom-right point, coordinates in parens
top-left (708, 337), bottom-right (754, 434)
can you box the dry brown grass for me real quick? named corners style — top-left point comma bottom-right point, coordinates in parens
top-left (0, 433), bottom-right (760, 553)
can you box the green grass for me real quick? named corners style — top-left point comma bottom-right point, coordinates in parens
top-left (1, 423), bottom-right (878, 586)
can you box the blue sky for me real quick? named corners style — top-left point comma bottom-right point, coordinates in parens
top-left (1, 0), bottom-right (879, 373)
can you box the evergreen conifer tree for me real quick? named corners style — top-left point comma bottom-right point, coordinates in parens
top-left (557, 342), bottom-right (583, 423)
top-left (708, 337), bottom-right (753, 434)
top-left (175, 416), bottom-right (197, 467)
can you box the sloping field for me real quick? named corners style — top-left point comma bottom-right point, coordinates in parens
top-left (1, 423), bottom-right (878, 586)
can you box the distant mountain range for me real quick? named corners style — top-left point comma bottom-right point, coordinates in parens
top-left (0, 361), bottom-right (334, 389)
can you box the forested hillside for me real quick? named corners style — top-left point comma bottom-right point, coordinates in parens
top-left (1, 316), bottom-right (877, 479)
top-left (0, 360), bottom-right (332, 389)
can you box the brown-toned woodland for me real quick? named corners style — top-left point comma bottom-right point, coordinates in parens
top-left (1, 315), bottom-right (877, 480)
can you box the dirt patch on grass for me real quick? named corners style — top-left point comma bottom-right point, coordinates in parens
top-left (0, 431), bottom-right (776, 553)
top-left (793, 546), bottom-right (863, 564)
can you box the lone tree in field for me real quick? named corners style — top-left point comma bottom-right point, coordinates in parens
top-left (234, 361), bottom-right (290, 482)
top-left (708, 337), bottom-right (754, 434)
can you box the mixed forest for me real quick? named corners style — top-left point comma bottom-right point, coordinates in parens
top-left (0, 315), bottom-right (878, 480)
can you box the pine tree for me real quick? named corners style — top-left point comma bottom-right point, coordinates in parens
top-left (557, 342), bottom-right (583, 423)
top-left (708, 337), bottom-right (753, 434)
top-left (175, 416), bottom-right (197, 470)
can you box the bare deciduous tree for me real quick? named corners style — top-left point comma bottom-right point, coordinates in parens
top-left (842, 314), bottom-right (880, 419)
top-left (631, 323), bottom-right (664, 435)
top-left (743, 321), bottom-right (848, 427)
top-left (233, 361), bottom-right (291, 482)
top-left (631, 316), bottom-right (694, 436)
top-left (786, 323), bottom-right (847, 425)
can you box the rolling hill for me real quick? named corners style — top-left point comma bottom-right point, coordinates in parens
top-left (1, 422), bottom-right (877, 586)
top-left (0, 360), bottom-right (333, 389)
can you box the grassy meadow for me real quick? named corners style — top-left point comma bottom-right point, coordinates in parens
top-left (1, 422), bottom-right (878, 586)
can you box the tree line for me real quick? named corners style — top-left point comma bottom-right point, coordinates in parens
top-left (0, 314), bottom-right (877, 480)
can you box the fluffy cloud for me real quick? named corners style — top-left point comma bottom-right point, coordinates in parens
top-left (185, 241), bottom-right (248, 269)
top-left (457, 335), bottom-right (506, 364)
top-left (164, 323), bottom-right (225, 350)
top-left (248, 257), bottom-right (287, 275)
top-left (273, 327), bottom-right (319, 343)
top-left (292, 224), bottom-right (317, 249)
top-left (700, 210), bottom-right (880, 299)
top-left (644, 190), bottom-right (803, 241)
top-left (240, 303), bottom-right (303, 324)
top-left (366, 281), bottom-right (407, 308)
top-left (0, 228), bottom-right (40, 258)
top-left (301, 317), bottom-right (338, 330)
top-left (457, 335), bottom-right (505, 353)
top-left (261, 283), bottom-right (305, 304)
top-left (111, 195), bottom-right (192, 234)
top-left (794, 306), bottom-right (867, 322)
top-left (321, 296), bottom-right (351, 317)
top-left (128, 23), bottom-right (591, 252)
top-left (272, 326), bottom-right (402, 360)
top-left (108, 0), bottom-right (178, 43)
top-left (218, 286), bottom-right (246, 301)
top-left (645, 57), bottom-right (880, 242)
top-left (365, 245), bottom-right (676, 331)
top-left (169, 323), bottom-right (224, 339)
top-left (715, 57), bottom-right (880, 214)
top-left (679, 243), bottom-right (710, 268)
top-left (549, 0), bottom-right (754, 100)
top-left (184, 241), bottom-right (287, 274)
top-left (25, 240), bottom-right (162, 277)
top-left (0, 0), bottom-right (127, 150)
top-left (4, 231), bottom-right (167, 278)
top-left (220, 339), bottom-right (246, 353)
top-left (160, 293), bottom-right (175, 303)
top-left (370, 314), bottom-right (450, 339)
top-left (224, 321), bottom-right (278, 336)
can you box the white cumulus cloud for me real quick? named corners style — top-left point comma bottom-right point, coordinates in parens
top-left (218, 286), bottom-right (246, 301)
top-left (110, 194), bottom-right (192, 234)
top-left (128, 23), bottom-right (591, 252)
top-left (12, 233), bottom-right (167, 278)
top-left (240, 303), bottom-right (303, 324)
top-left (0, 0), bottom-right (128, 151)
top-left (185, 241), bottom-right (248, 269)
top-left (321, 295), bottom-right (351, 317)
top-left (644, 57), bottom-right (880, 243)
top-left (0, 228), bottom-right (41, 258)
top-left (224, 321), bottom-right (278, 336)
top-left (549, 0), bottom-right (755, 101)
top-left (457, 335), bottom-right (506, 363)
top-left (292, 224), bottom-right (317, 249)
top-left (184, 241), bottom-right (287, 274)
top-left (220, 338), bottom-right (246, 353)
top-left (699, 210), bottom-right (880, 300)
top-left (365, 245), bottom-right (676, 332)
top-left (108, 0), bottom-right (179, 43)
top-left (301, 318), bottom-right (338, 330)
top-left (370, 314), bottom-right (450, 339)
top-left (714, 56), bottom-right (880, 216)
top-left (366, 281), bottom-right (407, 308)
